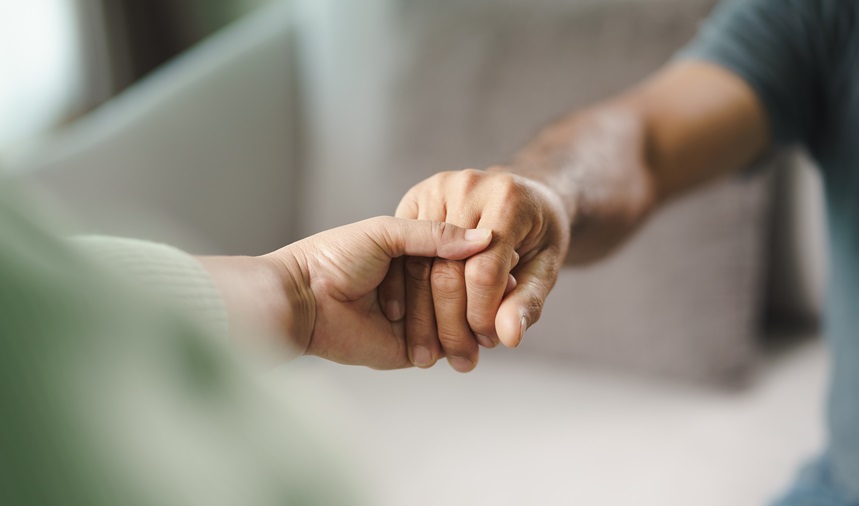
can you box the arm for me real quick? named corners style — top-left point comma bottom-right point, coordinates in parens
top-left (512, 60), bottom-right (769, 264)
top-left (384, 60), bottom-right (770, 368)
top-left (74, 219), bottom-right (490, 370)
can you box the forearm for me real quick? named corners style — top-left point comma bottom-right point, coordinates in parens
top-left (506, 62), bottom-right (769, 264)
top-left (508, 103), bottom-right (655, 264)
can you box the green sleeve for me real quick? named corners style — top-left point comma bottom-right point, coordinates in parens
top-left (0, 179), bottom-right (358, 505)
top-left (72, 236), bottom-right (230, 339)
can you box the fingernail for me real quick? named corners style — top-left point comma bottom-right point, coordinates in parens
top-left (386, 299), bottom-right (403, 321)
top-left (464, 229), bottom-right (491, 242)
top-left (448, 356), bottom-right (475, 373)
top-left (476, 334), bottom-right (496, 348)
top-left (517, 316), bottom-right (529, 348)
top-left (412, 346), bottom-right (433, 368)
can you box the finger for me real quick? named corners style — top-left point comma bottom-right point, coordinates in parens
top-left (431, 259), bottom-right (479, 372)
top-left (505, 274), bottom-right (517, 295)
top-left (394, 190), bottom-right (421, 219)
top-left (365, 217), bottom-right (492, 260)
top-left (379, 257), bottom-right (405, 321)
top-left (402, 202), bottom-right (449, 368)
top-left (404, 256), bottom-right (440, 368)
top-left (495, 249), bottom-right (561, 348)
top-left (378, 189), bottom-right (420, 323)
top-left (469, 272), bottom-right (516, 349)
top-left (499, 251), bottom-right (520, 341)
top-left (474, 273), bottom-right (516, 349)
top-left (403, 204), bottom-right (448, 368)
top-left (464, 207), bottom-right (535, 342)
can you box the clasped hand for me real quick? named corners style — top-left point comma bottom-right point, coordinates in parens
top-left (379, 168), bottom-right (570, 372)
top-left (204, 169), bottom-right (568, 373)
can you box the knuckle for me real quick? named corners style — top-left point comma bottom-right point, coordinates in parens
top-left (466, 294), bottom-right (500, 323)
top-left (465, 253), bottom-right (509, 290)
top-left (493, 171), bottom-right (517, 187)
top-left (466, 310), bottom-right (496, 335)
top-left (436, 331), bottom-right (473, 356)
top-left (457, 168), bottom-right (485, 191)
top-left (431, 261), bottom-right (464, 295)
top-left (399, 172), bottom-right (454, 216)
top-left (430, 220), bottom-right (446, 243)
top-left (427, 171), bottom-right (455, 189)
top-left (497, 176), bottom-right (527, 203)
top-left (459, 168), bottom-right (483, 179)
top-left (431, 220), bottom-right (458, 245)
top-left (405, 256), bottom-right (433, 282)
top-left (436, 170), bottom-right (456, 181)
top-left (407, 312), bottom-right (437, 334)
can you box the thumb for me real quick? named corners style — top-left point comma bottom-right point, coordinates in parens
top-left (365, 216), bottom-right (492, 260)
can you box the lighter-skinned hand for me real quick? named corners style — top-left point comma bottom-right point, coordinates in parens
top-left (264, 217), bottom-right (493, 369)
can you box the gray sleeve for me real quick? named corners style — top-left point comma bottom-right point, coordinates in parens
top-left (677, 0), bottom-right (850, 147)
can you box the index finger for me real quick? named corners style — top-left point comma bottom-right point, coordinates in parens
top-left (464, 205), bottom-right (536, 341)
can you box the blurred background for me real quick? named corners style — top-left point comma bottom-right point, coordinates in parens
top-left (0, 0), bottom-right (831, 504)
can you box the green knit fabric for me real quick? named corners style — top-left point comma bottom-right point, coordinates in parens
top-left (73, 236), bottom-right (230, 339)
top-left (0, 178), bottom-right (358, 505)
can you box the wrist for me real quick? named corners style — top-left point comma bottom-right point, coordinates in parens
top-left (504, 107), bottom-right (657, 264)
top-left (198, 250), bottom-right (316, 359)
top-left (259, 246), bottom-right (316, 356)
